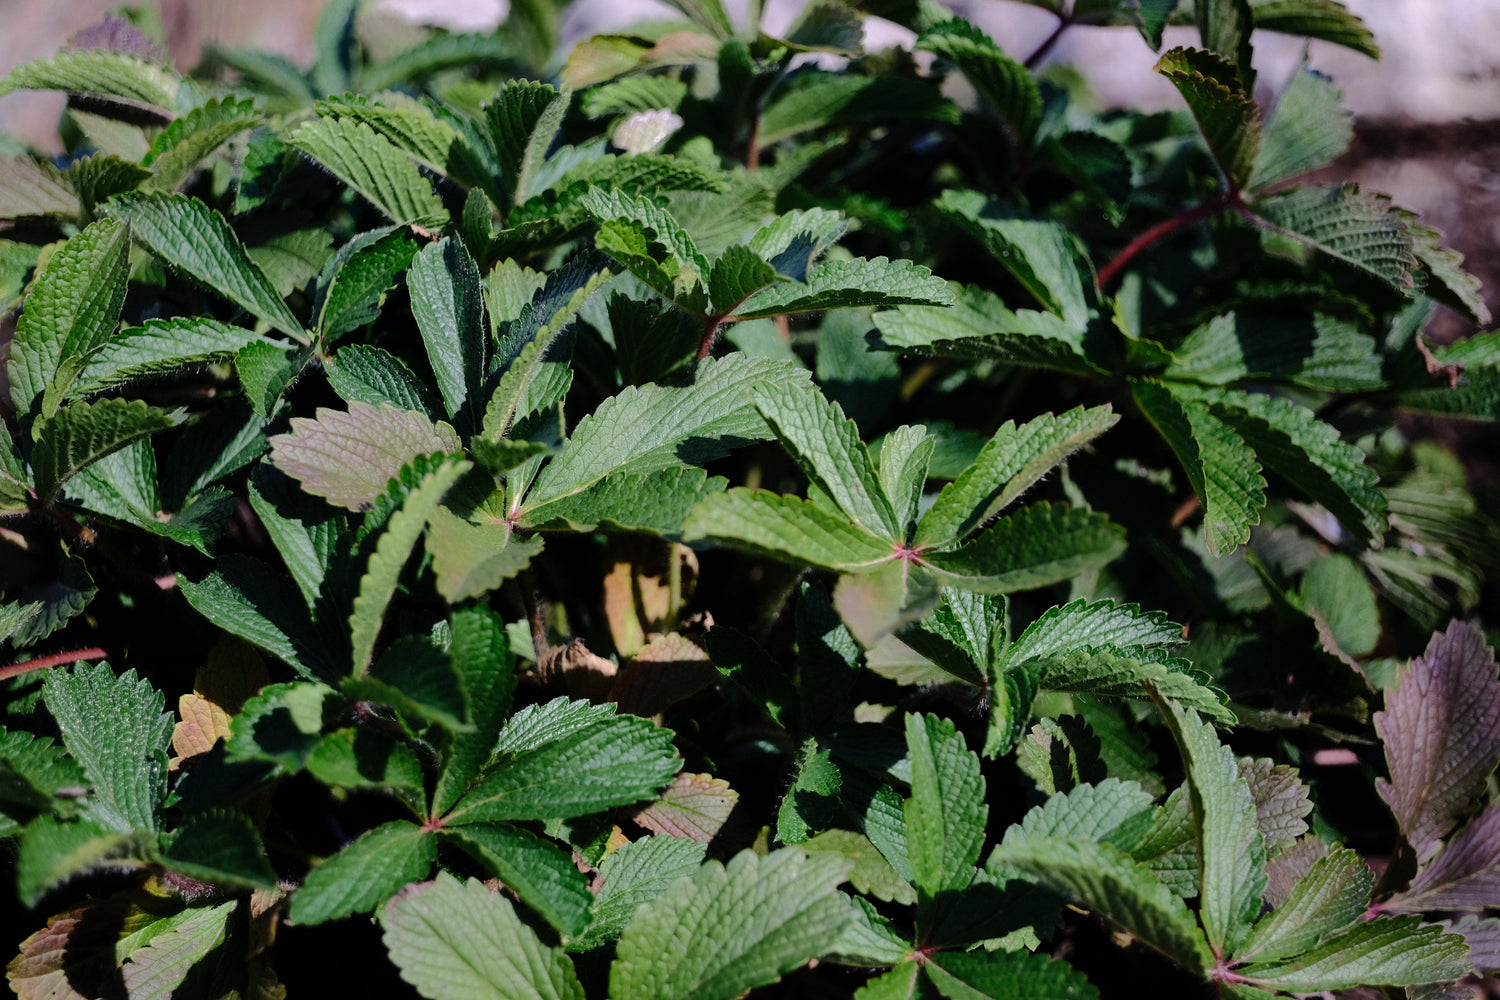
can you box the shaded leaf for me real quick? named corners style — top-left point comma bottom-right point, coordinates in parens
top-left (290, 820), bottom-right (436, 925)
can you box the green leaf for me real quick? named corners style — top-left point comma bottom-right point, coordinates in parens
top-left (1239, 847), bottom-right (1373, 963)
top-left (268, 402), bottom-right (461, 511)
top-left (916, 19), bottom-right (1041, 147)
top-left (735, 256), bottom-right (953, 321)
top-left (872, 284), bottom-right (1105, 376)
top-left (857, 963), bottom-right (934, 1000)
top-left (1132, 380), bottom-right (1265, 556)
top-left (0, 50), bottom-right (180, 110)
top-left (0, 729), bottom-right (83, 812)
top-left (1176, 383), bottom-right (1387, 545)
top-left (610, 848), bottom-right (854, 1000)
top-left (383, 872), bottom-right (585, 1000)
top-left (432, 607), bottom-right (517, 816)
top-left (106, 192), bottom-right (305, 341)
top-left (1034, 648), bottom-right (1233, 723)
top-left (576, 834), bottom-right (709, 949)
top-left (305, 728), bottom-right (425, 809)
top-left (1249, 61), bottom-right (1352, 189)
top-left (316, 96), bottom-right (494, 197)
top-left (915, 406), bottom-right (1118, 550)
top-left (447, 702), bottom-right (680, 823)
top-left (1005, 600), bottom-right (1183, 665)
top-left (409, 238), bottom-right (486, 423)
top-left (315, 227), bottom-right (423, 342)
top-left (325, 344), bottom-right (441, 416)
top-left (356, 32), bottom-right (511, 91)
top-left (349, 457), bottom-right (472, 673)
top-left (1014, 779), bottom-right (1155, 850)
top-left (66, 154), bottom-right (151, 221)
top-left (754, 381), bottom-right (898, 538)
top-left (1248, 0), bottom-right (1378, 57)
top-left (989, 835), bottom-right (1213, 973)
top-left (180, 555), bottom-right (327, 678)
top-left (923, 502), bottom-right (1127, 594)
top-left (683, 488), bottom-right (892, 570)
top-left (291, 820), bottom-right (437, 925)
top-left (248, 228), bottom-right (335, 299)
top-left (43, 661), bottom-right (172, 834)
top-left (925, 949), bottom-right (1100, 1000)
top-left (162, 809), bottom-right (276, 889)
top-left (426, 509), bottom-right (544, 603)
top-left (777, 739), bottom-right (843, 844)
top-left (16, 817), bottom-right (158, 905)
top-left (581, 188), bottom-right (710, 315)
top-left (235, 341), bottom-right (308, 419)
top-left (286, 116), bottom-right (447, 227)
top-left (1194, 0), bottom-right (1254, 87)
top-left (1157, 700), bottom-right (1265, 955)
top-left (905, 712), bottom-right (987, 898)
top-left (519, 466), bottom-right (723, 536)
top-left (7, 218), bottom-right (129, 417)
top-left (344, 635), bottom-right (469, 731)
top-left (524, 354), bottom-right (808, 506)
top-left (935, 190), bottom-right (1091, 326)
top-left (1154, 46), bottom-right (1259, 191)
top-left (487, 81), bottom-right (572, 208)
top-left (1250, 184), bottom-right (1415, 295)
top-left (32, 399), bottom-right (180, 502)
top-left (1164, 309), bottom-right (1383, 392)
top-left (877, 425), bottom-right (935, 533)
top-left (1405, 215), bottom-right (1491, 326)
top-left (444, 823), bottom-right (594, 937)
top-left (710, 243), bottom-right (783, 315)
top-left (490, 698), bottom-right (618, 755)
top-left (0, 156), bottom-right (77, 219)
top-left (76, 317), bottom-right (267, 393)
top-left (1299, 553), bottom-right (1379, 658)
top-left (1239, 916), bottom-right (1470, 992)
top-left (758, 73), bottom-right (957, 146)
top-left (748, 208), bottom-right (849, 280)
top-left (143, 96), bottom-right (261, 192)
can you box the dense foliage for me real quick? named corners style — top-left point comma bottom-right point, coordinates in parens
top-left (1, 0), bottom-right (1498, 996)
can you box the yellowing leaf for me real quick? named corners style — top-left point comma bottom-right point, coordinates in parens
top-left (631, 772), bottom-right (739, 843)
top-left (171, 640), bottom-right (273, 769)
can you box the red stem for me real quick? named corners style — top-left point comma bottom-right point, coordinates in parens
top-left (697, 316), bottom-right (726, 361)
top-left (0, 646), bottom-right (108, 681)
top-left (1097, 192), bottom-right (1239, 289)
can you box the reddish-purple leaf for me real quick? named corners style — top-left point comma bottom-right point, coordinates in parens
top-left (1387, 801), bottom-right (1500, 911)
top-left (1375, 622), bottom-right (1500, 864)
top-left (631, 772), bottom-right (738, 843)
top-left (1443, 914), bottom-right (1500, 975)
top-left (1240, 757), bottom-right (1313, 854)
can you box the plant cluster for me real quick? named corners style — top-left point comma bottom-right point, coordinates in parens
top-left (0, 0), bottom-right (1498, 996)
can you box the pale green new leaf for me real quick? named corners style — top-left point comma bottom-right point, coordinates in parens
top-left (447, 711), bottom-right (679, 823)
top-left (7, 218), bottom-right (129, 416)
top-left (935, 190), bottom-right (1091, 326)
top-left (1251, 183), bottom-right (1415, 294)
top-left (576, 835), bottom-right (708, 950)
top-left (525, 354), bottom-right (808, 505)
top-left (1239, 916), bottom-right (1470, 992)
top-left (348, 458), bottom-right (471, 673)
top-left (1004, 599), bottom-right (1183, 666)
top-left (32, 399), bottom-right (180, 502)
top-left (611, 848), bottom-right (854, 1000)
top-left (409, 238), bottom-right (486, 422)
top-left (905, 713), bottom-right (987, 897)
top-left (1132, 380), bottom-right (1264, 556)
top-left (923, 502), bottom-right (1127, 594)
top-left (268, 402), bottom-right (460, 511)
top-left (993, 833), bottom-right (1212, 971)
top-left (878, 425), bottom-right (935, 532)
top-left (286, 116), bottom-right (447, 227)
top-left (487, 81), bottom-right (571, 207)
top-left (916, 19), bottom-right (1041, 147)
top-left (106, 192), bottom-right (304, 340)
top-left (1034, 648), bottom-right (1233, 723)
top-left (1239, 847), bottom-right (1373, 963)
top-left (915, 405), bottom-right (1118, 550)
top-left (754, 381), bottom-right (898, 538)
top-left (143, 97), bottom-right (261, 192)
top-left (77, 318), bottom-right (267, 393)
top-left (383, 872), bottom-right (585, 1000)
top-left (444, 823), bottom-right (594, 937)
top-left (1158, 700), bottom-right (1264, 955)
top-left (1154, 47), bottom-right (1259, 191)
top-left (291, 821), bottom-right (437, 925)
top-left (0, 50), bottom-right (180, 110)
top-left (1178, 383), bottom-right (1387, 544)
top-left (734, 257), bottom-right (953, 320)
top-left (683, 489), bottom-right (892, 570)
top-left (427, 509), bottom-right (544, 603)
top-left (1249, 62), bottom-right (1352, 190)
top-left (42, 661), bottom-right (172, 834)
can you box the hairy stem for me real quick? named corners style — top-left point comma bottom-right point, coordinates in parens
top-left (697, 316), bottom-right (726, 360)
top-left (1096, 192), bottom-right (1239, 289)
top-left (519, 568), bottom-right (548, 662)
top-left (0, 647), bottom-right (108, 682)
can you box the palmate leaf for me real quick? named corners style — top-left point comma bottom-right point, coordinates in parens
top-left (286, 117), bottom-right (447, 227)
top-left (143, 97), bottom-right (261, 193)
top-left (1155, 47), bottom-right (1259, 192)
top-left (916, 19), bottom-right (1041, 147)
top-left (905, 713), bottom-right (987, 898)
top-left (408, 238), bottom-right (486, 423)
top-left (291, 820), bottom-right (437, 925)
top-left (934, 190), bottom-right (1091, 326)
top-left (383, 872), bottom-right (585, 1000)
top-left (444, 823), bottom-right (594, 937)
top-left (1240, 847), bottom-right (1373, 963)
top-left (268, 402), bottom-right (461, 511)
top-left (1238, 916), bottom-right (1470, 993)
top-left (923, 502), bottom-right (1127, 594)
top-left (1249, 61), bottom-right (1353, 190)
top-left (1251, 183), bottom-right (1415, 295)
top-left (7, 218), bottom-right (129, 418)
top-left (1375, 622), bottom-right (1500, 865)
top-left (32, 399), bottom-right (180, 503)
top-left (1132, 380), bottom-right (1265, 556)
top-left (106, 192), bottom-right (304, 341)
top-left (76, 317), bottom-right (267, 393)
top-left (349, 457), bottom-right (472, 673)
top-left (610, 848), bottom-right (854, 1000)
top-left (0, 50), bottom-right (180, 110)
top-left (915, 406), bottom-right (1118, 550)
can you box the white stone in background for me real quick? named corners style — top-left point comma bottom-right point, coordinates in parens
top-left (378, 0), bottom-right (509, 34)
